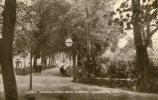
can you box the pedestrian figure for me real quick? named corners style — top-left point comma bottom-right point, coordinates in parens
top-left (34, 65), bottom-right (38, 75)
top-left (38, 65), bottom-right (42, 75)
top-left (60, 65), bottom-right (66, 75)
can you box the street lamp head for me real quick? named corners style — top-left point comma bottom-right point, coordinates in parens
top-left (65, 38), bottom-right (73, 47)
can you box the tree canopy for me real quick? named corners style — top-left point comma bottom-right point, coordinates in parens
top-left (13, 0), bottom-right (122, 60)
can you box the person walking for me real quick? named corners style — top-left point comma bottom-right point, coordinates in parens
top-left (34, 65), bottom-right (38, 75)
top-left (60, 65), bottom-right (66, 75)
top-left (38, 65), bottom-right (42, 75)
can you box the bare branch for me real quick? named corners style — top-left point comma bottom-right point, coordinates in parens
top-left (149, 26), bottom-right (158, 38)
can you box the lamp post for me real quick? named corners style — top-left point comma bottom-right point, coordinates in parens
top-left (29, 44), bottom-right (33, 90)
top-left (29, 29), bottom-right (33, 90)
top-left (65, 38), bottom-right (75, 78)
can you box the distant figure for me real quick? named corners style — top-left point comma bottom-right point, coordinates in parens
top-left (34, 65), bottom-right (38, 75)
top-left (60, 65), bottom-right (66, 75)
top-left (38, 65), bottom-right (42, 75)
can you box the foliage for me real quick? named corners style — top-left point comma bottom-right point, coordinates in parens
top-left (64, 0), bottom-right (122, 57)
top-left (12, 0), bottom-right (123, 60)
top-left (114, 0), bottom-right (158, 91)
top-left (14, 0), bottom-right (121, 59)
top-left (112, 0), bottom-right (158, 48)
top-left (27, 0), bottom-right (72, 57)
top-left (13, 1), bottom-right (38, 56)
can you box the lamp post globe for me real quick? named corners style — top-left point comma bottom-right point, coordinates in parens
top-left (65, 38), bottom-right (73, 47)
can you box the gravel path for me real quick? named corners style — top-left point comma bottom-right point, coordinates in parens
top-left (0, 68), bottom-right (158, 100)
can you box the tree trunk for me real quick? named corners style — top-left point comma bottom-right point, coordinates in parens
top-left (132, 0), bottom-right (151, 92)
top-left (50, 55), bottom-right (53, 67)
top-left (1, 0), bottom-right (18, 100)
top-left (48, 56), bottom-right (51, 67)
top-left (136, 45), bottom-right (151, 91)
top-left (51, 54), bottom-right (55, 66)
top-left (42, 57), bottom-right (47, 69)
top-left (44, 57), bottom-right (47, 67)
top-left (0, 39), bottom-right (2, 65)
top-left (72, 53), bottom-right (76, 80)
top-left (92, 54), bottom-right (96, 76)
top-left (41, 56), bottom-right (44, 66)
top-left (0, 39), bottom-right (2, 57)
top-left (33, 55), bottom-right (37, 68)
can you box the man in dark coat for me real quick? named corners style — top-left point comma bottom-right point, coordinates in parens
top-left (38, 65), bottom-right (42, 75)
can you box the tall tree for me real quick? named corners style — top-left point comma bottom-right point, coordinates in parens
top-left (132, 0), bottom-right (151, 92)
top-left (1, 0), bottom-right (18, 100)
top-left (115, 0), bottom-right (158, 91)
top-left (67, 0), bottom-right (121, 73)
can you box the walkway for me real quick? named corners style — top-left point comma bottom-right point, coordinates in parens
top-left (0, 68), bottom-right (158, 100)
